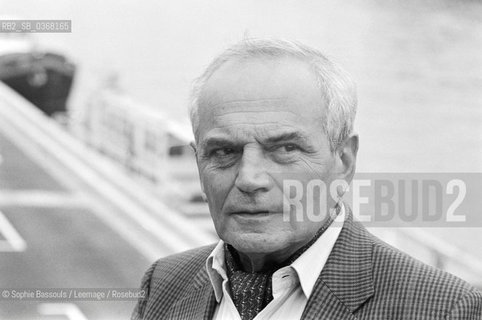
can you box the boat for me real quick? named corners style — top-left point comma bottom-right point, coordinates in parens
top-left (0, 33), bottom-right (75, 117)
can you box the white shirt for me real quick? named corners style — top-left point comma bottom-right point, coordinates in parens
top-left (205, 206), bottom-right (345, 320)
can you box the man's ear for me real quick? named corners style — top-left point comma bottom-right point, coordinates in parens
top-left (190, 141), bottom-right (197, 157)
top-left (335, 133), bottom-right (359, 184)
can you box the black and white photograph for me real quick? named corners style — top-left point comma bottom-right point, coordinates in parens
top-left (0, 0), bottom-right (481, 319)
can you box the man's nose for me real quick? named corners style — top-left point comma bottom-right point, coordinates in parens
top-left (234, 147), bottom-right (273, 194)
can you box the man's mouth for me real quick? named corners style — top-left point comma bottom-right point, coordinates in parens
top-left (231, 211), bottom-right (271, 216)
top-left (229, 210), bottom-right (283, 220)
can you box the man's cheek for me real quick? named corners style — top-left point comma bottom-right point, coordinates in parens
top-left (205, 178), bottom-right (228, 209)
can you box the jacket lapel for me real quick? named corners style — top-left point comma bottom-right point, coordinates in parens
top-left (301, 206), bottom-right (375, 320)
top-left (167, 266), bottom-right (217, 320)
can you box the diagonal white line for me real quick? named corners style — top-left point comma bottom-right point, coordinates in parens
top-left (0, 209), bottom-right (27, 252)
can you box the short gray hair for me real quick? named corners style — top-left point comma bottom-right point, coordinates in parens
top-left (189, 38), bottom-right (357, 151)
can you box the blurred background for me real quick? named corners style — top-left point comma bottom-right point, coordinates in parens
top-left (0, 0), bottom-right (481, 319)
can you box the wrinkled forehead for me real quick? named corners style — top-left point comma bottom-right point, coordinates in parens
top-left (200, 100), bottom-right (310, 143)
top-left (206, 99), bottom-right (298, 124)
top-left (196, 57), bottom-right (327, 140)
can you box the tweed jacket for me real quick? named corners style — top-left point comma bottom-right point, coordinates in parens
top-left (132, 209), bottom-right (482, 320)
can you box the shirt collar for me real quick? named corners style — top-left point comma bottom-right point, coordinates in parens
top-left (291, 204), bottom-right (345, 298)
top-left (205, 240), bottom-right (226, 302)
top-left (205, 204), bottom-right (345, 301)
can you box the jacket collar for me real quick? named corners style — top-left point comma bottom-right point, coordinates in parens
top-left (301, 205), bottom-right (375, 319)
top-left (167, 265), bottom-right (217, 320)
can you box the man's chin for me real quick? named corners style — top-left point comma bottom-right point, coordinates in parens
top-left (222, 233), bottom-right (291, 256)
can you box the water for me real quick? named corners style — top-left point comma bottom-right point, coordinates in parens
top-left (1, 0), bottom-right (481, 258)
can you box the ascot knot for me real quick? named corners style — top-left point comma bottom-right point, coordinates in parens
top-left (224, 245), bottom-right (274, 320)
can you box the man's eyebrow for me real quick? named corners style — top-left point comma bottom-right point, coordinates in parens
top-left (262, 132), bottom-right (309, 144)
top-left (200, 137), bottom-right (235, 150)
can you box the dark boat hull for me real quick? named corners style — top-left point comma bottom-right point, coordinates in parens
top-left (0, 52), bottom-right (75, 116)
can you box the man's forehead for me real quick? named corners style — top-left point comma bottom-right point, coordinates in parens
top-left (204, 98), bottom-right (300, 119)
top-left (194, 57), bottom-right (327, 143)
top-left (196, 98), bottom-right (321, 141)
top-left (202, 98), bottom-right (287, 113)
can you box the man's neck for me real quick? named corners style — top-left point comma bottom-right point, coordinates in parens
top-left (235, 247), bottom-right (303, 273)
top-left (228, 204), bottom-right (342, 273)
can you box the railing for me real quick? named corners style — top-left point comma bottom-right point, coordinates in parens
top-left (73, 88), bottom-right (203, 203)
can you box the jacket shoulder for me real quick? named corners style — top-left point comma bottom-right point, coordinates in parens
top-left (131, 244), bottom-right (216, 320)
top-left (367, 236), bottom-right (481, 318)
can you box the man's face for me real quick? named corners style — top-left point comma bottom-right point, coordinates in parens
top-left (195, 57), bottom-right (340, 257)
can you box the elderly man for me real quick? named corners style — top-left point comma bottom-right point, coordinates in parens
top-left (132, 39), bottom-right (481, 319)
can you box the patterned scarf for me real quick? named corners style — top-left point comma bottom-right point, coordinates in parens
top-left (224, 204), bottom-right (341, 320)
top-left (224, 245), bottom-right (274, 320)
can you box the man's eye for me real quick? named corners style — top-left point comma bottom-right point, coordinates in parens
top-left (212, 147), bottom-right (236, 157)
top-left (277, 144), bottom-right (300, 152)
